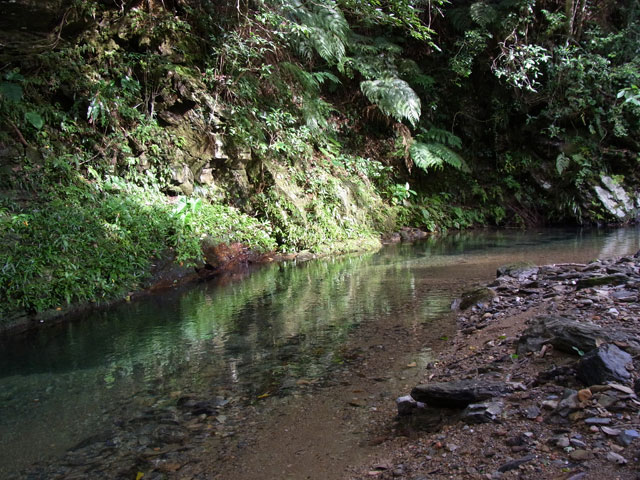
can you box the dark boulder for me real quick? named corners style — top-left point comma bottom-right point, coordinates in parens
top-left (576, 344), bottom-right (632, 386)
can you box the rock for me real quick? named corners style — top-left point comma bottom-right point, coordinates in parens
top-left (517, 316), bottom-right (640, 356)
top-left (584, 417), bottom-right (612, 425)
top-left (576, 344), bottom-right (632, 386)
top-left (497, 263), bottom-right (539, 281)
top-left (463, 400), bottom-right (504, 423)
top-left (396, 395), bottom-right (425, 416)
top-left (618, 429), bottom-right (639, 447)
top-left (411, 379), bottom-right (515, 408)
top-left (594, 175), bottom-right (635, 220)
top-left (170, 163), bottom-right (195, 196)
top-left (575, 273), bottom-right (629, 289)
top-left (606, 451), bottom-right (628, 464)
top-left (568, 449), bottom-right (592, 461)
top-left (577, 389), bottom-right (592, 403)
top-left (152, 425), bottom-right (188, 444)
top-left (497, 454), bottom-right (535, 472)
top-left (458, 287), bottom-right (497, 310)
top-left (522, 406), bottom-right (541, 420)
top-left (610, 289), bottom-right (637, 302)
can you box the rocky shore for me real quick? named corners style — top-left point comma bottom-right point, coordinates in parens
top-left (361, 251), bottom-right (640, 479)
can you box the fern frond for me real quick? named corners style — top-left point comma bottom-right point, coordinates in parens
top-left (410, 141), bottom-right (467, 173)
top-left (470, 2), bottom-right (497, 27)
top-left (281, 61), bottom-right (319, 92)
top-left (397, 59), bottom-right (435, 90)
top-left (313, 71), bottom-right (340, 85)
top-left (301, 94), bottom-right (333, 132)
top-left (446, 6), bottom-right (474, 33)
top-left (418, 128), bottom-right (462, 149)
top-left (360, 78), bottom-right (421, 127)
top-left (289, 1), bottom-right (349, 65)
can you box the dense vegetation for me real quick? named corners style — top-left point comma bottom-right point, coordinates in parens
top-left (0, 0), bottom-right (638, 320)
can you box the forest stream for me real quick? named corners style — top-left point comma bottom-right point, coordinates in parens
top-left (1, 227), bottom-right (639, 479)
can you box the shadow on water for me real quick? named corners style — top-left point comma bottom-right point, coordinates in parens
top-left (0, 227), bottom-right (638, 477)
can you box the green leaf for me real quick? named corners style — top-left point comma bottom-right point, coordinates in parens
top-left (555, 153), bottom-right (570, 175)
top-left (410, 141), bottom-right (467, 173)
top-left (25, 111), bottom-right (44, 130)
top-left (360, 77), bottom-right (421, 127)
top-left (0, 82), bottom-right (23, 102)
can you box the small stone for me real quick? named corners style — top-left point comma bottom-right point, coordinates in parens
top-left (577, 389), bottom-right (592, 403)
top-left (497, 455), bottom-right (535, 472)
top-left (523, 406), bottom-right (541, 420)
top-left (555, 436), bottom-right (570, 448)
top-left (568, 449), bottom-right (592, 461)
top-left (463, 400), bottom-right (504, 423)
top-left (570, 438), bottom-right (587, 448)
top-left (617, 429), bottom-right (639, 447)
top-left (606, 451), bottom-right (627, 464)
top-left (601, 426), bottom-right (621, 436)
top-left (396, 395), bottom-right (424, 416)
top-left (585, 417), bottom-right (612, 425)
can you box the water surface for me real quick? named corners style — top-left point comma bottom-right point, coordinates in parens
top-left (1, 227), bottom-right (638, 477)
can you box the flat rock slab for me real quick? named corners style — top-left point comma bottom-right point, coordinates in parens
top-left (411, 379), bottom-right (514, 408)
top-left (517, 316), bottom-right (640, 356)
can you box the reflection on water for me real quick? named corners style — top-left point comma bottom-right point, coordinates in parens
top-left (0, 227), bottom-right (638, 476)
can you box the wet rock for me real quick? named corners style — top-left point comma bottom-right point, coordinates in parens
top-left (152, 425), bottom-right (188, 444)
top-left (411, 379), bottom-right (514, 408)
top-left (576, 344), bottom-right (632, 386)
top-left (462, 400), bottom-right (504, 423)
top-left (497, 263), bottom-right (539, 281)
top-left (458, 287), bottom-right (497, 310)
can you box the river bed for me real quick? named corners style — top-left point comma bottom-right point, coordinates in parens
top-left (1, 227), bottom-right (639, 478)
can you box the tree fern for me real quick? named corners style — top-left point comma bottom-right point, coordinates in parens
top-left (360, 78), bottom-right (421, 127)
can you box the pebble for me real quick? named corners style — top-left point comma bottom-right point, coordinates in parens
top-left (606, 451), bottom-right (627, 464)
top-left (568, 449), bottom-right (592, 461)
top-left (584, 417), bottom-right (612, 425)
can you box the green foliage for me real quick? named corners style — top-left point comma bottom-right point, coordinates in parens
top-left (410, 142), bottom-right (464, 172)
top-left (0, 173), bottom-right (276, 316)
top-left (360, 78), bottom-right (421, 126)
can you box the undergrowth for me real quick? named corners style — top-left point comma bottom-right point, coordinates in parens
top-left (0, 172), bottom-right (276, 317)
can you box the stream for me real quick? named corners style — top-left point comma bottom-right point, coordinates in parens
top-left (1, 227), bottom-right (639, 478)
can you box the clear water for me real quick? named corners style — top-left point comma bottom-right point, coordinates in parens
top-left (0, 227), bottom-right (638, 477)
